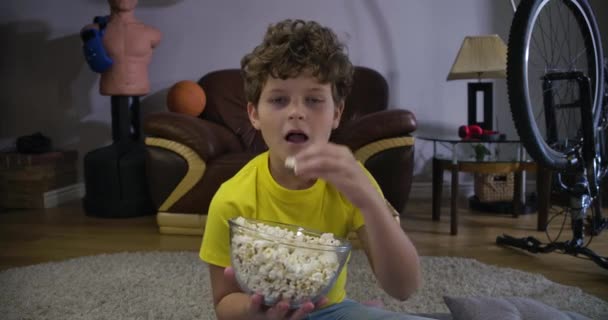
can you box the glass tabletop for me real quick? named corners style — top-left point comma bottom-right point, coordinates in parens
top-left (417, 135), bottom-right (530, 163)
top-left (417, 135), bottom-right (521, 143)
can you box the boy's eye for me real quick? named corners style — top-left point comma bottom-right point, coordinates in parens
top-left (269, 97), bottom-right (288, 105)
top-left (306, 97), bottom-right (325, 104)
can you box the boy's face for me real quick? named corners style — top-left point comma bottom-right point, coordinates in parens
top-left (247, 72), bottom-right (343, 163)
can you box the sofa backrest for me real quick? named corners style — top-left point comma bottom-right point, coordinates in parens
top-left (198, 69), bottom-right (267, 153)
top-left (197, 66), bottom-right (390, 153)
top-left (342, 66), bottom-right (389, 124)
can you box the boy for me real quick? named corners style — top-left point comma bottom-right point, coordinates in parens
top-left (200, 19), bottom-right (426, 320)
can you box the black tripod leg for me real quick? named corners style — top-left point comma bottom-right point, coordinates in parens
top-left (578, 247), bottom-right (608, 268)
top-left (496, 234), bottom-right (559, 254)
top-left (497, 233), bottom-right (608, 269)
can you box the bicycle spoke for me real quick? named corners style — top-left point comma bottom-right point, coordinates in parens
top-left (539, 11), bottom-right (553, 67)
top-left (557, 0), bottom-right (570, 69)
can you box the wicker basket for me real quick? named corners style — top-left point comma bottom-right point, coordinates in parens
top-left (474, 172), bottom-right (514, 202)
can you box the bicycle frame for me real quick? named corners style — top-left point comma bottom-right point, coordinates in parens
top-left (544, 72), bottom-right (597, 238)
top-left (498, 68), bottom-right (608, 268)
top-left (497, 0), bottom-right (608, 267)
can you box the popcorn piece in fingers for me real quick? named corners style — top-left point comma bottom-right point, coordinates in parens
top-left (285, 156), bottom-right (297, 172)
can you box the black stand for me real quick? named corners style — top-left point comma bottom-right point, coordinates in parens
top-left (468, 82), bottom-right (493, 130)
top-left (83, 96), bottom-right (154, 218)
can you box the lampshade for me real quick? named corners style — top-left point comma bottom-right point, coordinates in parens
top-left (447, 34), bottom-right (507, 81)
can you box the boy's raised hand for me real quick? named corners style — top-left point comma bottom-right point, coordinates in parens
top-left (289, 142), bottom-right (378, 209)
top-left (223, 266), bottom-right (327, 320)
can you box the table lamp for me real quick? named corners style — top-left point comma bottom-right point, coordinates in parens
top-left (447, 34), bottom-right (507, 131)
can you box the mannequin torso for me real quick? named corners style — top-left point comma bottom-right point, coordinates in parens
top-left (100, 15), bottom-right (161, 96)
top-left (82, 0), bottom-right (161, 96)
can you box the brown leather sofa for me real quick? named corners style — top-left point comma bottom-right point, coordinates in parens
top-left (143, 66), bottom-right (417, 235)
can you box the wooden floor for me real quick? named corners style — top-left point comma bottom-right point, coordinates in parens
top-left (1, 199), bottom-right (607, 301)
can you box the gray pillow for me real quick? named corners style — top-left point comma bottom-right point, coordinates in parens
top-left (443, 296), bottom-right (591, 320)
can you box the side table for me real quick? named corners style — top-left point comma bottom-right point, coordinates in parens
top-left (419, 136), bottom-right (548, 235)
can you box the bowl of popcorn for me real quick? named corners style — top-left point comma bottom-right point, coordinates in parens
top-left (229, 216), bottom-right (352, 309)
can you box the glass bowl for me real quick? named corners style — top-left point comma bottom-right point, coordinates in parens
top-left (228, 216), bottom-right (352, 309)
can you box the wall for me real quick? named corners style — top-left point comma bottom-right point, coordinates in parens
top-left (2, 0), bottom-right (604, 184)
top-left (590, 0), bottom-right (608, 54)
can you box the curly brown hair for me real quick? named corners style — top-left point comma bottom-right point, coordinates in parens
top-left (241, 19), bottom-right (354, 105)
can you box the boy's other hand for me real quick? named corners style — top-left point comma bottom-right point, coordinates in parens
top-left (291, 142), bottom-right (378, 209)
top-left (223, 266), bottom-right (327, 319)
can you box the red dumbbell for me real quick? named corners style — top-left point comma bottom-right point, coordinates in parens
top-left (458, 125), bottom-right (499, 140)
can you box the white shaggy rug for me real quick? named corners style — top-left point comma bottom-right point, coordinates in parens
top-left (0, 250), bottom-right (606, 319)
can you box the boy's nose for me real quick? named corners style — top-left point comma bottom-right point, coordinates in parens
top-left (287, 102), bottom-right (305, 120)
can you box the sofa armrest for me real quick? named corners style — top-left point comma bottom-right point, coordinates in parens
top-left (332, 109), bottom-right (417, 151)
top-left (331, 109), bottom-right (417, 215)
top-left (144, 112), bottom-right (244, 161)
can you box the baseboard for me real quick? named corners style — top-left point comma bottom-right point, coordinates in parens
top-left (43, 183), bottom-right (85, 208)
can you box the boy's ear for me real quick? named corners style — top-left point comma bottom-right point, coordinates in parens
top-left (247, 102), bottom-right (260, 129)
top-left (332, 101), bottom-right (344, 129)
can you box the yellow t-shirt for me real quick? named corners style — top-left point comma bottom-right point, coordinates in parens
top-left (200, 151), bottom-right (382, 307)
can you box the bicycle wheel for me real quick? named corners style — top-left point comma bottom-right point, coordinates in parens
top-left (508, 0), bottom-right (605, 170)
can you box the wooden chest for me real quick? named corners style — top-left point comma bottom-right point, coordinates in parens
top-left (0, 150), bottom-right (79, 208)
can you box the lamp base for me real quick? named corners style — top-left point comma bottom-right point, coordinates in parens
top-left (468, 82), bottom-right (493, 130)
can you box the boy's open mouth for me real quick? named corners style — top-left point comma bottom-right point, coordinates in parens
top-left (285, 131), bottom-right (309, 143)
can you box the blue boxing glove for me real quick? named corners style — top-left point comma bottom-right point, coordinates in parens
top-left (81, 16), bottom-right (113, 73)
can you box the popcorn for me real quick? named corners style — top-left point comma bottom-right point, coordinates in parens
top-left (230, 217), bottom-right (344, 305)
top-left (284, 156), bottom-right (297, 172)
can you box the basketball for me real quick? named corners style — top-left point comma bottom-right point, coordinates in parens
top-left (166, 80), bottom-right (206, 116)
